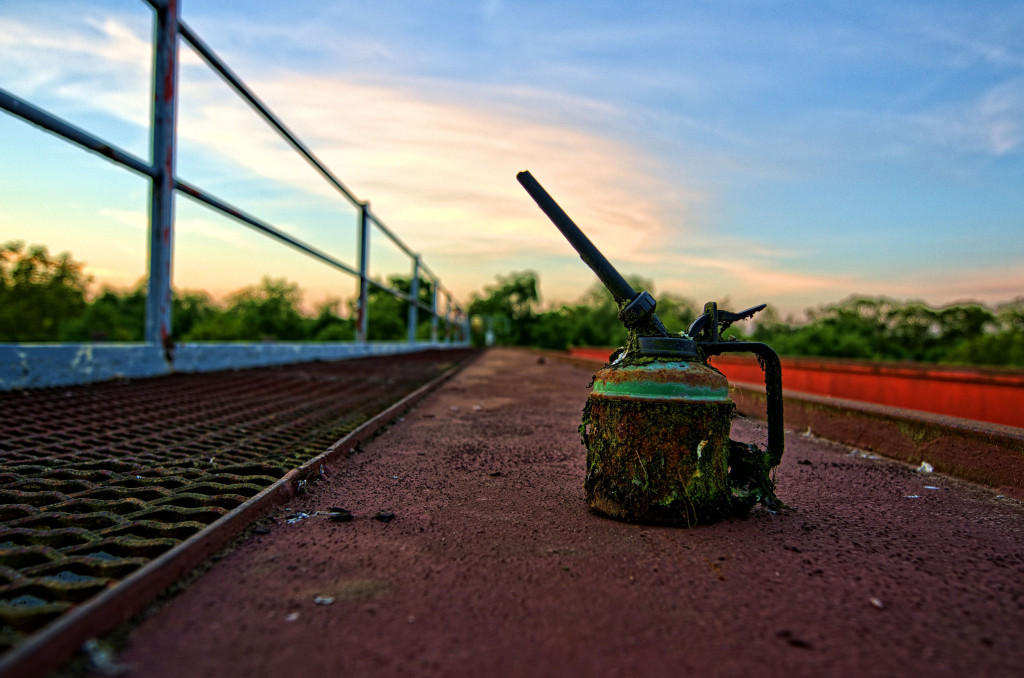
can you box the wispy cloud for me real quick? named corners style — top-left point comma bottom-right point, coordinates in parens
top-left (0, 12), bottom-right (200, 134)
top-left (174, 63), bottom-right (705, 281)
top-left (909, 78), bottom-right (1024, 156)
top-left (922, 22), bottom-right (1024, 71)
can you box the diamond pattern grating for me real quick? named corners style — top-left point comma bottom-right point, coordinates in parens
top-left (0, 349), bottom-right (474, 656)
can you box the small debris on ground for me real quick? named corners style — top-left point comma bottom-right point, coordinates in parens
top-left (870, 597), bottom-right (886, 609)
top-left (313, 596), bottom-right (334, 605)
top-left (776, 629), bottom-right (814, 650)
top-left (285, 612), bottom-right (300, 622)
top-left (287, 511), bottom-right (316, 524)
top-left (328, 507), bottom-right (353, 522)
top-left (374, 510), bottom-right (395, 523)
top-left (916, 461), bottom-right (934, 473)
top-left (849, 449), bottom-right (879, 459)
top-left (83, 638), bottom-right (131, 676)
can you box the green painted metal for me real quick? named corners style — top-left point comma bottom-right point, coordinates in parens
top-left (591, 361), bottom-right (732, 402)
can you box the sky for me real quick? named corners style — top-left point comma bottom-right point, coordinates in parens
top-left (1, 0), bottom-right (1022, 319)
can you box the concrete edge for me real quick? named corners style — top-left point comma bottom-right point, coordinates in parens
top-left (0, 341), bottom-right (469, 390)
top-left (0, 351), bottom-right (476, 678)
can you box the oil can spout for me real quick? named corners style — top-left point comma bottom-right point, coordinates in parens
top-left (517, 171), bottom-right (637, 303)
top-left (517, 170), bottom-right (669, 338)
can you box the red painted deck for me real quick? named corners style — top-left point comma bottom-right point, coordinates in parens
top-left (75, 349), bottom-right (1024, 678)
top-left (4, 348), bottom-right (1023, 677)
top-left (566, 347), bottom-right (1024, 429)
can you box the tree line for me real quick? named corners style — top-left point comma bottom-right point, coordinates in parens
top-left (3, 241), bottom-right (1022, 367)
top-left (466, 271), bottom-right (1024, 368)
top-left (0, 241), bottom-right (435, 343)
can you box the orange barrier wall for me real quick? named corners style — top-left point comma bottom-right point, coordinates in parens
top-left (566, 347), bottom-right (1024, 429)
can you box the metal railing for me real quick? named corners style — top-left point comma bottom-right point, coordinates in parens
top-left (0, 0), bottom-right (468, 387)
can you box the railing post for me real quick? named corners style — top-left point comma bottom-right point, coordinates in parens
top-left (356, 202), bottom-right (370, 343)
top-left (430, 283), bottom-right (439, 344)
top-left (146, 0), bottom-right (180, 356)
top-left (445, 294), bottom-right (452, 345)
top-left (407, 254), bottom-right (420, 343)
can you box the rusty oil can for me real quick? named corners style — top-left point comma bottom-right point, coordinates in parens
top-left (583, 360), bottom-right (735, 525)
top-left (519, 171), bottom-right (786, 526)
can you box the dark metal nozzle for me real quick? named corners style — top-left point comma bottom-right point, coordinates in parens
top-left (517, 171), bottom-right (638, 304)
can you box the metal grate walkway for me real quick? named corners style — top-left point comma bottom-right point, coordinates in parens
top-left (0, 349), bottom-right (475, 657)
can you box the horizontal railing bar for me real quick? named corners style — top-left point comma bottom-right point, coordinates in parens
top-left (0, 86), bottom-right (465, 323)
top-left (5, 4), bottom-right (466, 334)
top-left (419, 263), bottom-right (439, 285)
top-left (174, 178), bottom-right (361, 278)
top-left (361, 278), bottom-right (435, 313)
top-left (173, 14), bottom-right (466, 321)
top-left (175, 20), bottom-right (463, 319)
top-left (0, 87), bottom-right (156, 179)
top-left (367, 213), bottom-right (415, 258)
top-left (176, 19), bottom-right (361, 207)
top-left (366, 279), bottom-right (412, 302)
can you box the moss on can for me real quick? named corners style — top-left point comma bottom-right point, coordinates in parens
top-left (580, 359), bottom-right (784, 526)
top-left (582, 395), bottom-right (736, 525)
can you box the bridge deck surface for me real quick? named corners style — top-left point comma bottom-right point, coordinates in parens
top-left (103, 348), bottom-right (1024, 678)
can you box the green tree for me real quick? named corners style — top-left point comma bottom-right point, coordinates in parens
top-left (184, 277), bottom-right (308, 340)
top-left (942, 298), bottom-right (1024, 366)
top-left (468, 271), bottom-right (539, 345)
top-left (173, 291), bottom-right (219, 341)
top-left (0, 241), bottom-right (90, 341)
top-left (748, 295), bottom-right (1023, 367)
top-left (345, 274), bottom-right (434, 341)
top-left (308, 298), bottom-right (355, 341)
top-left (389, 274), bottom-right (437, 341)
top-left (467, 271), bottom-right (700, 350)
top-left (60, 284), bottom-right (146, 341)
top-left (525, 277), bottom-right (697, 350)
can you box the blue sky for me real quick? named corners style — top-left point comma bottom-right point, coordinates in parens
top-left (1, 0), bottom-right (1022, 317)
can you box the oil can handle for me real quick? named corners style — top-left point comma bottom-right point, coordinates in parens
top-left (699, 341), bottom-right (785, 467)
